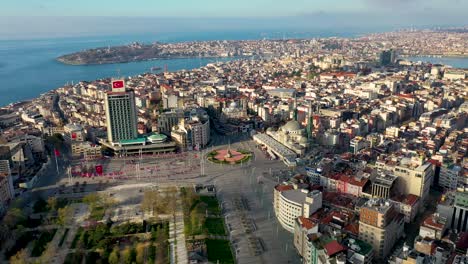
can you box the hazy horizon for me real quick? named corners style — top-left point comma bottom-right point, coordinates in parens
top-left (1, 0), bottom-right (467, 40)
top-left (0, 16), bottom-right (466, 41)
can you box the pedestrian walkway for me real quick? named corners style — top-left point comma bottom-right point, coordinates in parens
top-left (169, 192), bottom-right (188, 264)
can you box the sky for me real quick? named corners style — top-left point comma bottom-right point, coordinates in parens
top-left (0, 0), bottom-right (467, 39)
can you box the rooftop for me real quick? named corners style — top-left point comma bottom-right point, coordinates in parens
top-left (120, 137), bottom-right (146, 145)
top-left (344, 238), bottom-right (373, 256)
top-left (281, 189), bottom-right (309, 206)
top-left (374, 172), bottom-right (398, 186)
top-left (362, 198), bottom-right (393, 215)
top-left (147, 133), bottom-right (167, 142)
top-left (324, 240), bottom-right (347, 257)
top-left (392, 194), bottom-right (420, 206)
top-left (297, 216), bottom-right (316, 230)
top-left (422, 214), bottom-right (445, 230)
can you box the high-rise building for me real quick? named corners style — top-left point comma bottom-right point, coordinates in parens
top-left (359, 199), bottom-right (404, 261)
top-left (104, 80), bottom-right (138, 144)
top-left (451, 191), bottom-right (468, 232)
top-left (379, 49), bottom-right (396, 66)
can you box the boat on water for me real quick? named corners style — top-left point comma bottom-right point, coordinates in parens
top-left (150, 66), bottom-right (162, 72)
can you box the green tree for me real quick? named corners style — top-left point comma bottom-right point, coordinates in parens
top-left (0, 223), bottom-right (12, 242)
top-left (83, 193), bottom-right (100, 206)
top-left (148, 243), bottom-right (156, 262)
top-left (57, 206), bottom-right (73, 226)
top-left (4, 208), bottom-right (26, 228)
top-left (78, 230), bottom-right (89, 249)
top-left (108, 247), bottom-right (120, 264)
top-left (141, 190), bottom-right (161, 215)
top-left (121, 246), bottom-right (136, 264)
top-left (135, 243), bottom-right (145, 264)
top-left (9, 249), bottom-right (28, 264)
top-left (39, 242), bottom-right (56, 263)
top-left (190, 210), bottom-right (199, 234)
top-left (181, 188), bottom-right (199, 213)
top-left (47, 197), bottom-right (58, 211)
top-left (33, 198), bottom-right (48, 213)
top-left (47, 133), bottom-right (64, 148)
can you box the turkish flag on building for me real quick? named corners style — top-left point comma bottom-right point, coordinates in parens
top-left (112, 80), bottom-right (125, 89)
top-left (71, 132), bottom-right (77, 139)
top-left (54, 149), bottom-right (60, 157)
top-left (95, 165), bottom-right (103, 175)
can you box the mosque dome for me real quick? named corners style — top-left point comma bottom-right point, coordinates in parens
top-left (283, 120), bottom-right (301, 132)
top-left (229, 101), bottom-right (238, 109)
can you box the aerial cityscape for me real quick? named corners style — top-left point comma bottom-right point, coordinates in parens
top-left (0, 1), bottom-right (467, 264)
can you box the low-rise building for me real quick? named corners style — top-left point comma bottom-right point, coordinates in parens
top-left (0, 160), bottom-right (14, 215)
top-left (391, 194), bottom-right (420, 223)
top-left (71, 141), bottom-right (102, 158)
top-left (294, 216), bottom-right (318, 262)
top-left (439, 164), bottom-right (462, 190)
top-left (419, 213), bottom-right (447, 240)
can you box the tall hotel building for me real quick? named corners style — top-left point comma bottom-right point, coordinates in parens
top-left (105, 80), bottom-right (138, 144)
top-left (359, 199), bottom-right (404, 261)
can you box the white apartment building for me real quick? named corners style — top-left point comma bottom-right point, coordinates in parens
top-left (274, 185), bottom-right (322, 233)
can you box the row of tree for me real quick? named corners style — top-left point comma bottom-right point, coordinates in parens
top-left (140, 187), bottom-right (177, 217)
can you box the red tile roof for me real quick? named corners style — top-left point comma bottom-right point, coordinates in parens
top-left (339, 174), bottom-right (368, 188)
top-left (320, 72), bottom-right (356, 78)
top-left (403, 194), bottom-right (420, 206)
top-left (298, 216), bottom-right (316, 230)
top-left (398, 93), bottom-right (414, 99)
top-left (275, 185), bottom-right (294, 192)
top-left (393, 194), bottom-right (420, 206)
top-left (344, 223), bottom-right (359, 235)
top-left (324, 240), bottom-right (346, 257)
top-left (427, 159), bottom-right (442, 167)
top-left (423, 214), bottom-right (445, 230)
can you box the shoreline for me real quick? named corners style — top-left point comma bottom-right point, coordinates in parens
top-left (58, 53), bottom-right (468, 66)
top-left (56, 55), bottom-right (245, 66)
top-left (401, 54), bottom-right (468, 59)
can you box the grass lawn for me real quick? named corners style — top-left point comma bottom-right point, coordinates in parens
top-left (184, 218), bottom-right (204, 236)
top-left (205, 217), bottom-right (227, 235)
top-left (206, 239), bottom-right (234, 264)
top-left (199, 196), bottom-right (221, 215)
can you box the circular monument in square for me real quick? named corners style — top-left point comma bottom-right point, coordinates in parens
top-left (207, 148), bottom-right (252, 164)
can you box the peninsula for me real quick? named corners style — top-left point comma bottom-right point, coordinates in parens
top-left (56, 41), bottom-right (240, 65)
top-left (57, 29), bottom-right (468, 66)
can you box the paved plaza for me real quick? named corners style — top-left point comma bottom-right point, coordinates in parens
top-left (34, 134), bottom-right (301, 264)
